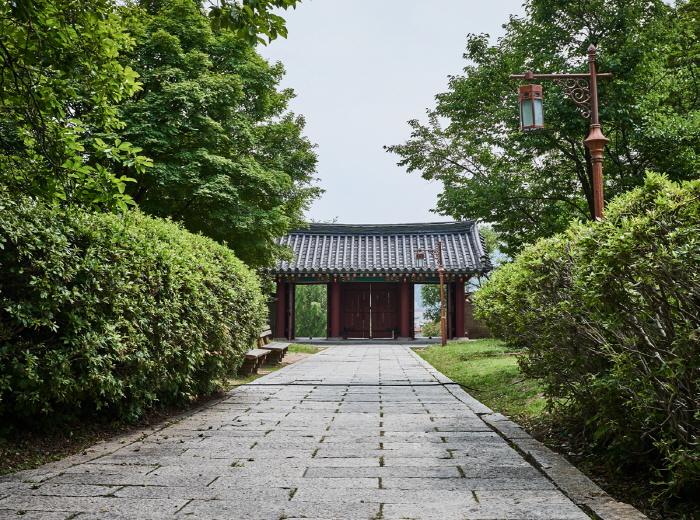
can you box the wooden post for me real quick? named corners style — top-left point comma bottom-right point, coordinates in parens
top-left (455, 280), bottom-right (465, 339)
top-left (286, 283), bottom-right (295, 340)
top-left (329, 280), bottom-right (341, 338)
top-left (399, 280), bottom-right (411, 338)
top-left (447, 282), bottom-right (456, 339)
top-left (275, 280), bottom-right (285, 339)
top-left (409, 282), bottom-right (415, 339)
top-left (439, 267), bottom-right (446, 347)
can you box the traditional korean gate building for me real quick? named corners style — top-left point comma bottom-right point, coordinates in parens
top-left (270, 221), bottom-right (491, 340)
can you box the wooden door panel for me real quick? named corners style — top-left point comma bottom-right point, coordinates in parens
top-left (341, 284), bottom-right (370, 338)
top-left (371, 283), bottom-right (398, 338)
top-left (340, 283), bottom-right (400, 339)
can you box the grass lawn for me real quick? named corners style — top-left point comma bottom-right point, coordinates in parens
top-left (414, 339), bottom-right (545, 421)
top-left (288, 343), bottom-right (323, 354)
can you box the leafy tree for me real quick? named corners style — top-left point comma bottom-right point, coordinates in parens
top-left (420, 285), bottom-right (441, 323)
top-left (295, 284), bottom-right (327, 337)
top-left (208, 0), bottom-right (301, 46)
top-left (115, 0), bottom-right (320, 268)
top-left (478, 224), bottom-right (509, 270)
top-left (420, 320), bottom-right (441, 338)
top-left (386, 0), bottom-right (700, 257)
top-left (0, 0), bottom-right (152, 210)
top-left (478, 225), bottom-right (499, 255)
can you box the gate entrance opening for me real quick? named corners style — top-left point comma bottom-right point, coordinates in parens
top-left (294, 284), bottom-right (328, 338)
top-left (341, 283), bottom-right (398, 338)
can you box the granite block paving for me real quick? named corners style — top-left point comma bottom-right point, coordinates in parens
top-left (0, 343), bottom-right (592, 519)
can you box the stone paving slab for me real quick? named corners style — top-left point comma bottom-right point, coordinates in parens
top-left (0, 343), bottom-right (630, 519)
top-left (0, 512), bottom-right (71, 520)
top-left (381, 476), bottom-right (556, 490)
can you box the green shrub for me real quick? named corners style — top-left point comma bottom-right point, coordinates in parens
top-left (475, 173), bottom-right (700, 494)
top-left (474, 229), bottom-right (613, 411)
top-left (0, 191), bottom-right (266, 424)
top-left (420, 321), bottom-right (441, 337)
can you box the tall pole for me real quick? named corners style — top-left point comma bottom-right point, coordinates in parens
top-left (583, 44), bottom-right (609, 220)
top-left (510, 44), bottom-right (611, 220)
top-left (438, 240), bottom-right (446, 347)
top-left (415, 240), bottom-right (448, 346)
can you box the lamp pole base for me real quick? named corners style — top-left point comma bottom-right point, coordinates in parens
top-left (584, 124), bottom-right (609, 220)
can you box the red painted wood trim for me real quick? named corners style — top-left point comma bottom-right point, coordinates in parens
top-left (275, 281), bottom-right (285, 338)
top-left (399, 281), bottom-right (411, 338)
top-left (455, 280), bottom-right (466, 338)
top-left (329, 281), bottom-right (341, 337)
top-left (287, 283), bottom-right (296, 340)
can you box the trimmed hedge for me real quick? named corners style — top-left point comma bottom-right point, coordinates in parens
top-left (475, 173), bottom-right (700, 494)
top-left (0, 191), bottom-right (266, 424)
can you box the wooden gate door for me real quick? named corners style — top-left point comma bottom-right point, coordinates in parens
top-left (370, 283), bottom-right (399, 338)
top-left (341, 284), bottom-right (370, 338)
top-left (340, 283), bottom-right (400, 338)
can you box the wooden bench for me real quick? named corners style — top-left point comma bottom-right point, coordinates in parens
top-left (238, 326), bottom-right (291, 375)
top-left (257, 325), bottom-right (290, 365)
top-left (239, 348), bottom-right (271, 375)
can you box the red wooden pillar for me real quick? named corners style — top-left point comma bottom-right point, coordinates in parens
top-left (399, 280), bottom-right (411, 338)
top-left (446, 282), bottom-right (457, 339)
top-left (409, 283), bottom-right (415, 339)
top-left (287, 283), bottom-right (296, 339)
top-left (275, 280), bottom-right (286, 339)
top-left (329, 280), bottom-right (341, 338)
top-left (455, 280), bottom-right (466, 338)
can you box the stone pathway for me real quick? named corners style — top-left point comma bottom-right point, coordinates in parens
top-left (0, 344), bottom-right (592, 520)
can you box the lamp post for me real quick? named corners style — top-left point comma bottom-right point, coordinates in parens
top-left (510, 44), bottom-right (612, 220)
top-left (415, 241), bottom-right (447, 347)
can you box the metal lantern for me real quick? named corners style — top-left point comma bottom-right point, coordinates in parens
top-left (518, 84), bottom-right (544, 132)
top-left (415, 253), bottom-right (426, 268)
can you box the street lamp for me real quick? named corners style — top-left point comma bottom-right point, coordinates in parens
top-left (510, 44), bottom-right (612, 220)
top-left (519, 83), bottom-right (544, 133)
top-left (415, 241), bottom-right (447, 347)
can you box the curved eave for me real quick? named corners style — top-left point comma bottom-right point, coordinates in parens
top-left (269, 267), bottom-right (491, 276)
top-left (271, 220), bottom-right (493, 276)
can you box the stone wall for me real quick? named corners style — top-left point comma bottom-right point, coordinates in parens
top-left (465, 298), bottom-right (490, 339)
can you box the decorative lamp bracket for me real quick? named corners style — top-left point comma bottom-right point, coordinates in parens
top-left (552, 78), bottom-right (591, 119)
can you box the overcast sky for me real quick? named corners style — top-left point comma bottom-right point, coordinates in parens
top-left (258, 0), bottom-right (526, 225)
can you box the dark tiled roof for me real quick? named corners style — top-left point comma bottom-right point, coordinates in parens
top-left (273, 221), bottom-right (491, 275)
